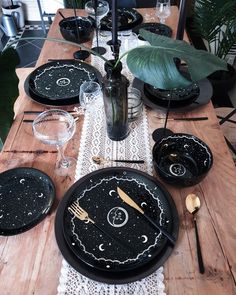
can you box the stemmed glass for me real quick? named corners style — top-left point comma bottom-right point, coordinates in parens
top-left (85, 0), bottom-right (109, 54)
top-left (156, 0), bottom-right (171, 24)
top-left (32, 109), bottom-right (76, 176)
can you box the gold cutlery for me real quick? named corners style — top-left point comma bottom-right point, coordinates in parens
top-left (117, 187), bottom-right (176, 245)
top-left (68, 202), bottom-right (134, 253)
top-left (186, 194), bottom-right (205, 274)
top-left (92, 156), bottom-right (145, 165)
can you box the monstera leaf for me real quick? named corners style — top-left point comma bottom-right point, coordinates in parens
top-left (0, 48), bottom-right (20, 145)
top-left (126, 30), bottom-right (228, 89)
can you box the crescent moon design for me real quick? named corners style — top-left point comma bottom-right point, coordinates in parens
top-left (99, 243), bottom-right (105, 251)
top-left (109, 190), bottom-right (116, 197)
top-left (38, 193), bottom-right (43, 198)
top-left (141, 202), bottom-right (147, 207)
top-left (19, 179), bottom-right (25, 184)
top-left (141, 235), bottom-right (148, 243)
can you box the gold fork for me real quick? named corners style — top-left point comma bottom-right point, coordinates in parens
top-left (68, 202), bottom-right (95, 224)
top-left (68, 202), bottom-right (134, 253)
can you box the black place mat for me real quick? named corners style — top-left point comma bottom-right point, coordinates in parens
top-left (55, 167), bottom-right (179, 283)
top-left (100, 8), bottom-right (143, 31)
top-left (132, 22), bottom-right (172, 40)
top-left (25, 60), bottom-right (102, 106)
top-left (0, 167), bottom-right (55, 236)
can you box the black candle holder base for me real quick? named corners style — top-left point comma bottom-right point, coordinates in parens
top-left (152, 128), bottom-right (174, 142)
top-left (91, 46), bottom-right (107, 55)
top-left (73, 50), bottom-right (90, 61)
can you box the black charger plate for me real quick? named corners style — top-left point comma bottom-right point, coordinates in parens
top-left (24, 60), bottom-right (102, 106)
top-left (132, 22), bottom-right (172, 40)
top-left (0, 167), bottom-right (55, 236)
top-left (133, 77), bottom-right (213, 112)
top-left (100, 8), bottom-right (143, 31)
top-left (55, 167), bottom-right (179, 283)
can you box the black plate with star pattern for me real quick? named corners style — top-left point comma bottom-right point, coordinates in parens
top-left (55, 167), bottom-right (179, 283)
top-left (100, 8), bottom-right (143, 31)
top-left (25, 60), bottom-right (102, 106)
top-left (132, 22), bottom-right (172, 40)
top-left (0, 167), bottom-right (55, 236)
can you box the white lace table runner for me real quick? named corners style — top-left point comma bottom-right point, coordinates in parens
top-left (57, 33), bottom-right (166, 295)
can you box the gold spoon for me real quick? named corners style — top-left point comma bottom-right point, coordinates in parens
top-left (186, 194), bottom-right (205, 274)
top-left (92, 156), bottom-right (145, 165)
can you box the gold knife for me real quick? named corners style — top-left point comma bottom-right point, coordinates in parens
top-left (117, 187), bottom-right (176, 245)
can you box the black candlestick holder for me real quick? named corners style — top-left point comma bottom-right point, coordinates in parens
top-left (91, 0), bottom-right (107, 56)
top-left (72, 0), bottom-right (91, 61)
top-left (152, 91), bottom-right (174, 142)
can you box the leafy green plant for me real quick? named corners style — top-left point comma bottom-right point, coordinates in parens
top-left (0, 48), bottom-right (20, 145)
top-left (126, 29), bottom-right (227, 89)
top-left (0, 29), bottom-right (228, 145)
top-left (193, 0), bottom-right (236, 60)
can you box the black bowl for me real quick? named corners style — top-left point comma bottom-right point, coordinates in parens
top-left (152, 133), bottom-right (213, 186)
top-left (59, 16), bottom-right (94, 44)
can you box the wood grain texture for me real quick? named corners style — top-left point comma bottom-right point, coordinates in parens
top-left (0, 7), bottom-right (235, 295)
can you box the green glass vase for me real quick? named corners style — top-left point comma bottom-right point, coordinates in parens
top-left (102, 60), bottom-right (129, 141)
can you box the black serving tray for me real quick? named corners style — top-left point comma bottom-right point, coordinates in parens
top-left (0, 167), bottom-right (55, 236)
top-left (55, 167), bottom-right (179, 284)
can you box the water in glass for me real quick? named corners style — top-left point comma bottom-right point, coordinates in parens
top-left (156, 0), bottom-right (171, 24)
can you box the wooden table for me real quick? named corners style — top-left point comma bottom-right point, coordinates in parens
top-left (0, 8), bottom-right (236, 295)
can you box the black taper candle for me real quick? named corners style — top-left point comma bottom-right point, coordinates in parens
top-left (111, 0), bottom-right (119, 59)
top-left (112, 0), bottom-right (118, 44)
top-left (176, 0), bottom-right (187, 40)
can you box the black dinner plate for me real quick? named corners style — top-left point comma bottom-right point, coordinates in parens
top-left (24, 60), bottom-right (102, 106)
top-left (55, 167), bottom-right (179, 283)
top-left (133, 77), bottom-right (213, 112)
top-left (132, 22), bottom-right (172, 40)
top-left (0, 167), bottom-right (55, 236)
top-left (100, 8), bottom-right (143, 31)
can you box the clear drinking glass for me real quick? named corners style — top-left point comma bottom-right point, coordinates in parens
top-left (79, 81), bottom-right (102, 110)
top-left (156, 0), bottom-right (171, 24)
top-left (128, 87), bottom-right (143, 122)
top-left (32, 109), bottom-right (76, 175)
top-left (85, 0), bottom-right (109, 29)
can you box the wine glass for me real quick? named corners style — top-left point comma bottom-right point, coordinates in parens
top-left (156, 0), bottom-right (171, 24)
top-left (85, 0), bottom-right (109, 54)
top-left (85, 0), bottom-right (109, 28)
top-left (32, 109), bottom-right (76, 176)
top-left (79, 81), bottom-right (102, 110)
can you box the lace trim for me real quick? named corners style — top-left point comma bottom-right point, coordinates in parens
top-left (58, 260), bottom-right (166, 295)
top-left (57, 33), bottom-right (166, 295)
